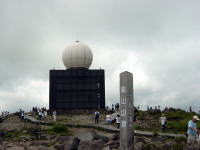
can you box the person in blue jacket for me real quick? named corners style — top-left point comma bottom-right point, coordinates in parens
top-left (187, 115), bottom-right (199, 145)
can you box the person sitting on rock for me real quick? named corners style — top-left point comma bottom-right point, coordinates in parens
top-left (187, 115), bottom-right (199, 145)
top-left (160, 114), bottom-right (167, 131)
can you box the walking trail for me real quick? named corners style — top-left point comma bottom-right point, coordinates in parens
top-left (25, 113), bottom-right (185, 138)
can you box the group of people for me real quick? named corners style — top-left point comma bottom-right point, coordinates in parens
top-left (95, 111), bottom-right (120, 129)
top-left (19, 109), bottom-right (25, 119)
top-left (160, 113), bottom-right (200, 145)
top-left (32, 107), bottom-right (48, 120)
top-left (1, 111), bottom-right (9, 117)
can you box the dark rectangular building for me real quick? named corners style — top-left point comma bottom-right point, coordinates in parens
top-left (49, 69), bottom-right (105, 110)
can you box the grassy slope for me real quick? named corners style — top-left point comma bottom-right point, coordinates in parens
top-left (135, 108), bottom-right (200, 133)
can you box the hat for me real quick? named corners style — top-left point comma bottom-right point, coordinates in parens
top-left (193, 116), bottom-right (200, 121)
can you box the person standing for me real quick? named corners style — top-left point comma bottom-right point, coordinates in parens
top-left (44, 110), bottom-right (48, 120)
top-left (116, 115), bottom-right (120, 129)
top-left (94, 110), bottom-right (100, 124)
top-left (160, 114), bottom-right (167, 131)
top-left (21, 111), bottom-right (25, 120)
top-left (38, 110), bottom-right (42, 120)
top-left (106, 114), bottom-right (111, 124)
top-left (53, 110), bottom-right (57, 122)
top-left (187, 116), bottom-right (199, 145)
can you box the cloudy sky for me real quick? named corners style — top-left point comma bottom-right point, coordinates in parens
top-left (0, 0), bottom-right (200, 112)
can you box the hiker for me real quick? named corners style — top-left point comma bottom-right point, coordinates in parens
top-left (160, 114), bottom-right (167, 131)
top-left (95, 110), bottom-right (100, 124)
top-left (106, 114), bottom-right (111, 124)
top-left (53, 110), bottom-right (56, 121)
top-left (38, 110), bottom-right (42, 120)
top-left (21, 111), bottom-right (25, 120)
top-left (44, 110), bottom-right (48, 120)
top-left (19, 109), bottom-right (22, 118)
top-left (0, 117), bottom-right (3, 123)
top-left (116, 115), bottom-right (120, 129)
top-left (187, 116), bottom-right (199, 145)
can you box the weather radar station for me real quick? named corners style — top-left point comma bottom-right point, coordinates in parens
top-left (49, 41), bottom-right (105, 111)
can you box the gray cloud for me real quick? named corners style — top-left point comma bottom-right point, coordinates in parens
top-left (0, 0), bottom-right (200, 112)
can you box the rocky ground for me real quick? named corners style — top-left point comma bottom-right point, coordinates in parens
top-left (0, 114), bottom-right (199, 150)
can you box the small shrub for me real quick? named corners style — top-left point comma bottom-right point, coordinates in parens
top-left (47, 124), bottom-right (71, 136)
top-left (153, 132), bottom-right (158, 137)
top-left (144, 143), bottom-right (159, 150)
top-left (172, 143), bottom-right (185, 150)
top-left (174, 136), bottom-right (187, 143)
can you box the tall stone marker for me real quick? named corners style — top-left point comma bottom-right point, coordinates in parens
top-left (120, 71), bottom-right (134, 150)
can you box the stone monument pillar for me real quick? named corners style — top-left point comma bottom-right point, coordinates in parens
top-left (120, 71), bottom-right (134, 150)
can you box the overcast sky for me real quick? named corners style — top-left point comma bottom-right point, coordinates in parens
top-left (0, 0), bottom-right (200, 113)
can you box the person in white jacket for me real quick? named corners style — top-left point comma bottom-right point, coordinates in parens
top-left (116, 115), bottom-right (120, 129)
top-left (53, 110), bottom-right (56, 121)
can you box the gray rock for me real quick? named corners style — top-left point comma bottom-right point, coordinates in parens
top-left (183, 144), bottom-right (200, 150)
top-left (79, 139), bottom-right (105, 150)
top-left (7, 146), bottom-right (24, 150)
top-left (94, 134), bottom-right (109, 143)
top-left (69, 137), bottom-right (80, 150)
top-left (161, 141), bottom-right (176, 150)
top-left (40, 134), bottom-right (54, 140)
top-left (54, 144), bottom-right (65, 150)
top-left (18, 136), bottom-right (32, 142)
top-left (134, 142), bottom-right (144, 150)
top-left (74, 131), bottom-right (96, 142)
top-left (56, 136), bottom-right (70, 144)
top-left (105, 140), bottom-right (116, 147)
top-left (6, 143), bottom-right (15, 148)
top-left (110, 134), bottom-right (119, 141)
top-left (152, 135), bottom-right (168, 143)
top-left (31, 140), bottom-right (50, 146)
top-left (135, 137), bottom-right (146, 143)
top-left (102, 146), bottom-right (110, 150)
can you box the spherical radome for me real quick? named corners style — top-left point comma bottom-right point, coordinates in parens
top-left (62, 41), bottom-right (93, 69)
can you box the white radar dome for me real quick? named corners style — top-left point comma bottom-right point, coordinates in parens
top-left (62, 41), bottom-right (93, 69)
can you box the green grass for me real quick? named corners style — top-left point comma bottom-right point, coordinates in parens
top-left (165, 110), bottom-right (200, 133)
top-left (47, 124), bottom-right (72, 136)
top-left (135, 109), bottom-right (200, 133)
top-left (2, 129), bottom-right (30, 140)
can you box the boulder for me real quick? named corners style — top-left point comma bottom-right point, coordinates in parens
top-left (183, 144), bottom-right (200, 150)
top-left (56, 136), bottom-right (70, 144)
top-left (135, 137), bottom-right (146, 143)
top-left (54, 144), bottom-right (65, 150)
top-left (74, 131), bottom-right (96, 142)
top-left (102, 146), bottom-right (110, 150)
top-left (69, 137), bottom-right (80, 150)
top-left (7, 146), bottom-right (24, 150)
top-left (160, 141), bottom-right (176, 150)
top-left (18, 136), bottom-right (32, 142)
top-left (105, 140), bottom-right (116, 147)
top-left (134, 142), bottom-right (144, 150)
top-left (94, 134), bottom-right (109, 143)
top-left (31, 140), bottom-right (51, 146)
top-left (110, 134), bottom-right (119, 141)
top-left (79, 139), bottom-right (105, 150)
top-left (152, 135), bottom-right (168, 143)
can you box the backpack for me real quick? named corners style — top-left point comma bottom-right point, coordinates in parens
top-left (95, 112), bottom-right (99, 118)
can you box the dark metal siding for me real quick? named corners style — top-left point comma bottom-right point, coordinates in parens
top-left (49, 69), bottom-right (105, 110)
